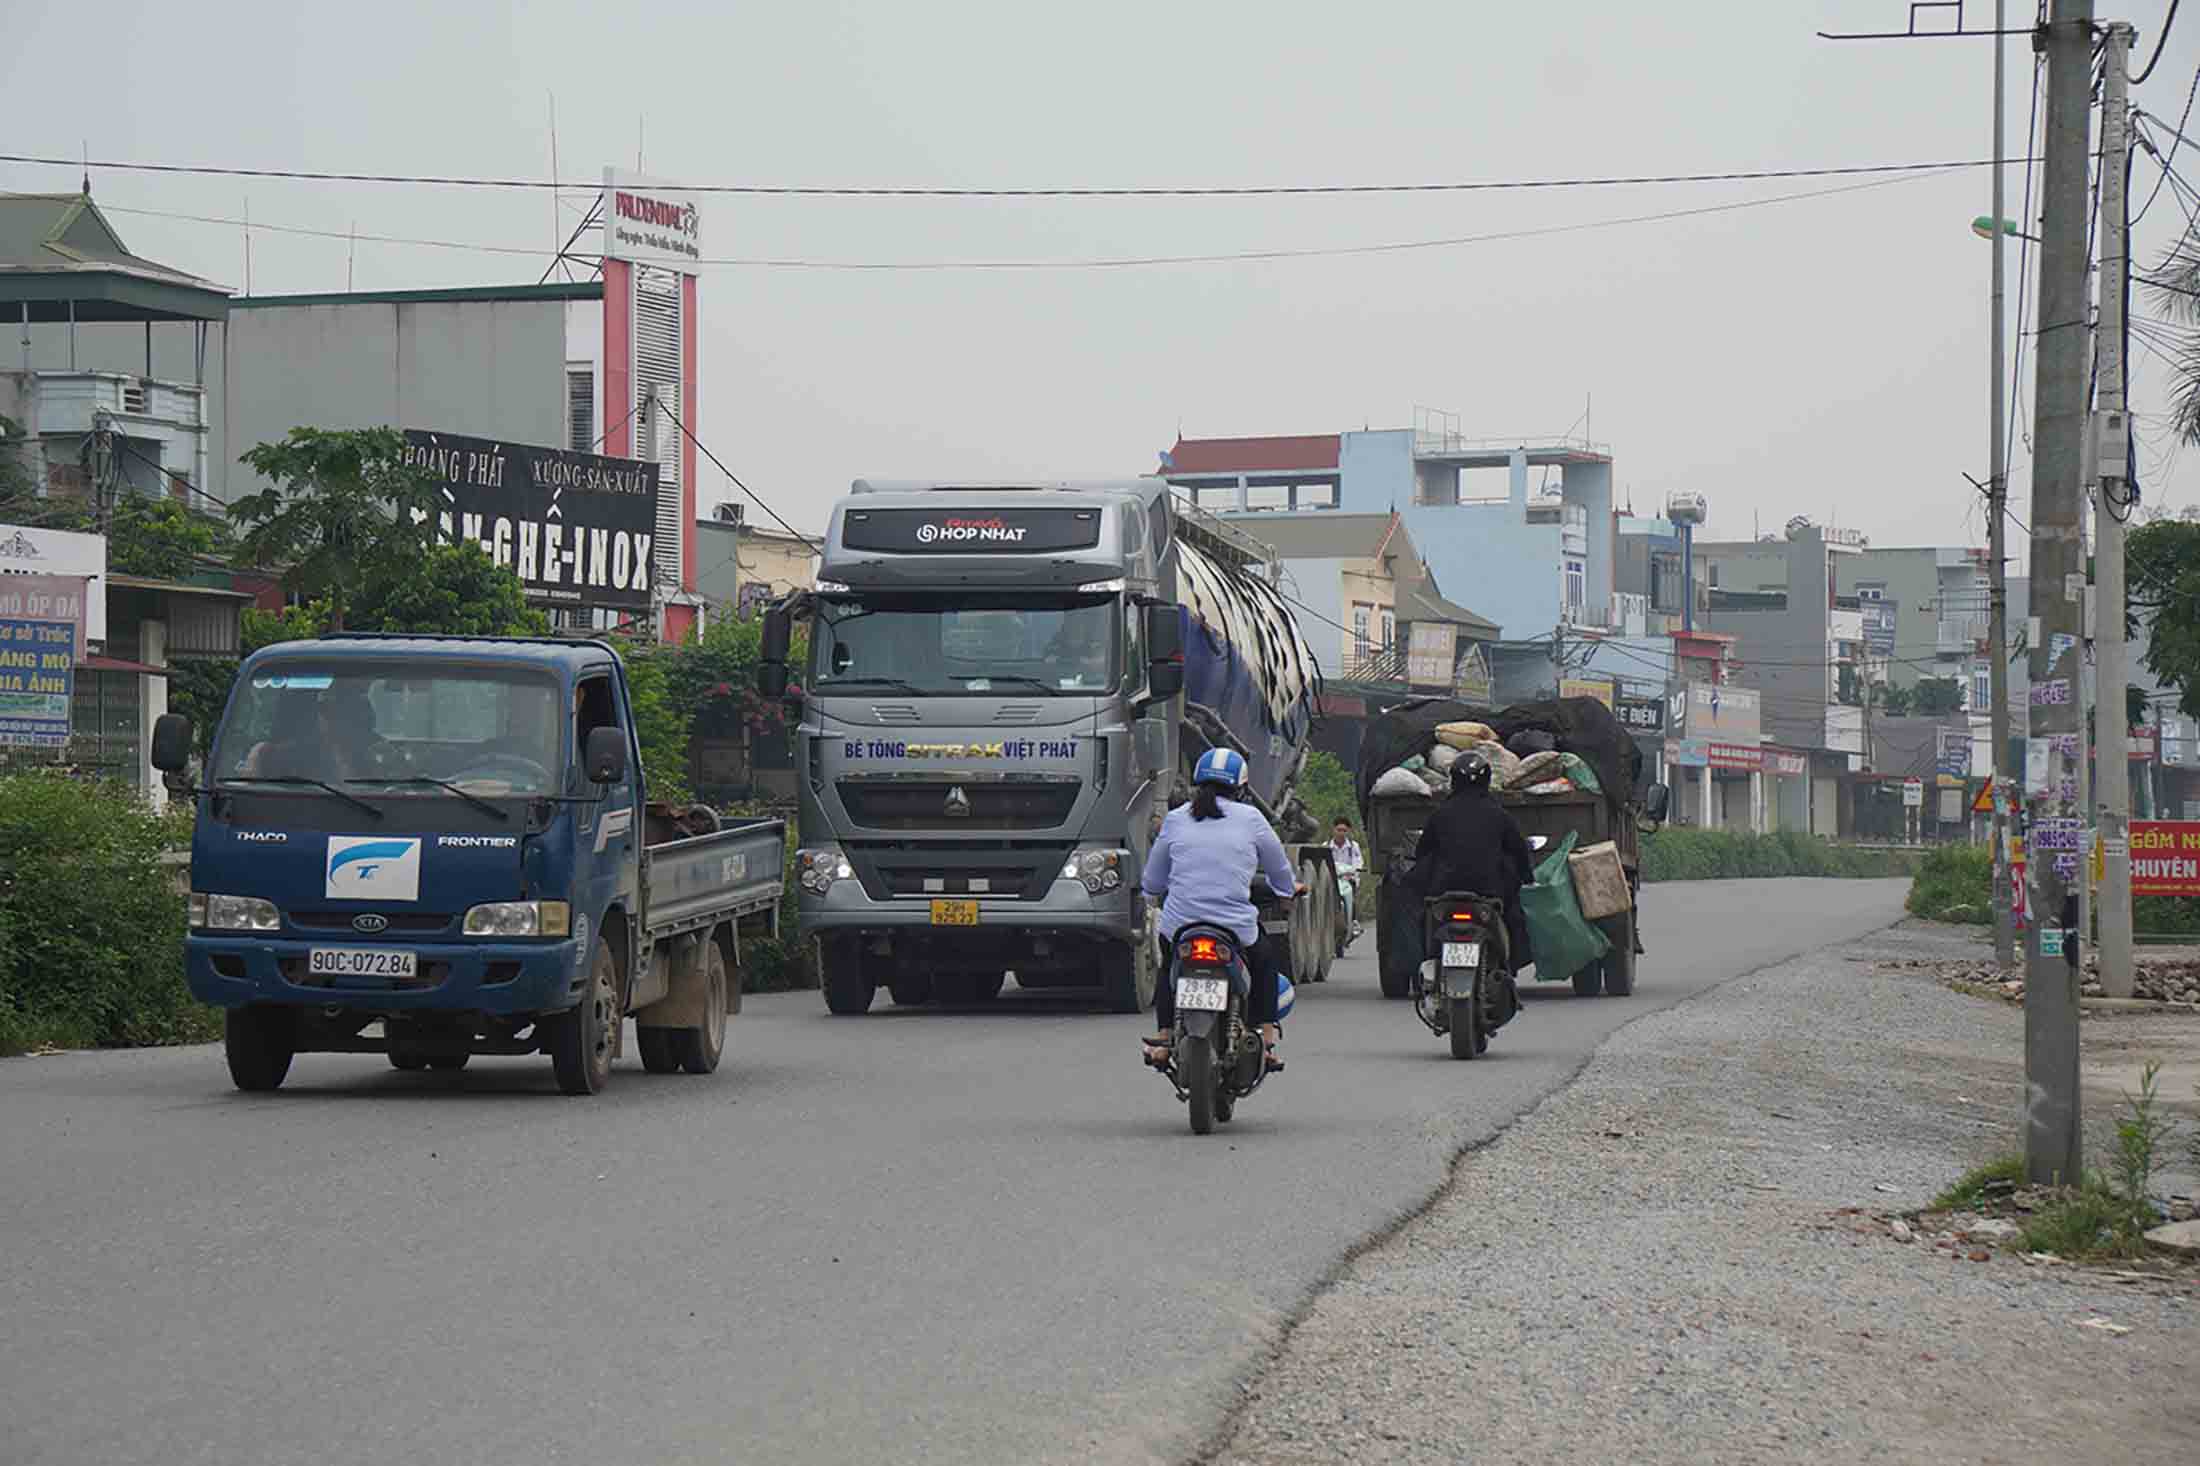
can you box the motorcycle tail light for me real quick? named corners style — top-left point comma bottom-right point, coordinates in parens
top-left (1448, 910), bottom-right (1477, 923)
top-left (1180, 934), bottom-right (1229, 966)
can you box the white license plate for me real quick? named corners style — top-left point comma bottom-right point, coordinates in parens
top-left (1442, 941), bottom-right (1480, 968)
top-left (1175, 976), bottom-right (1229, 1012)
top-left (309, 947), bottom-right (418, 979)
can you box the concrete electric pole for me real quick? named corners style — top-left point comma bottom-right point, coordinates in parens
top-left (1988, 0), bottom-right (2017, 969)
top-left (2095, 20), bottom-right (2137, 998)
top-left (2022, 0), bottom-right (2094, 1187)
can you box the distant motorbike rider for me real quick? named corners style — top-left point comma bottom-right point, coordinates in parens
top-left (1140, 747), bottom-right (1303, 1072)
top-left (1410, 752), bottom-right (1535, 977)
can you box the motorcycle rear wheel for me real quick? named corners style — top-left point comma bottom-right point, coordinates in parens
top-left (1181, 1037), bottom-right (1216, 1135)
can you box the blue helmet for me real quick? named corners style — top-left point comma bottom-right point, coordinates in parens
top-left (1192, 747), bottom-right (1248, 790)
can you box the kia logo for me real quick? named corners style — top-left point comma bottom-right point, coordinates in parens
top-left (352, 913), bottom-right (390, 934)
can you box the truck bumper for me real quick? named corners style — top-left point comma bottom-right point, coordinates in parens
top-left (800, 878), bottom-right (1137, 942)
top-left (185, 935), bottom-right (586, 1015)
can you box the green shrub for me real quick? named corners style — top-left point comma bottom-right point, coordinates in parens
top-left (1639, 828), bottom-right (1924, 883)
top-left (1906, 844), bottom-right (1995, 923)
top-left (0, 775), bottom-right (211, 1054)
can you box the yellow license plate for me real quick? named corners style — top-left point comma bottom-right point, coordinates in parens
top-left (930, 899), bottom-right (979, 926)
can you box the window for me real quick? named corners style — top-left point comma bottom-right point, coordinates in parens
top-left (567, 365), bottom-right (596, 452)
top-left (1563, 558), bottom-right (1586, 611)
top-left (810, 593), bottom-right (1118, 695)
top-left (212, 662), bottom-right (563, 796)
top-left (576, 675), bottom-right (621, 757)
top-left (1856, 582), bottom-right (1886, 602)
top-left (1972, 663), bottom-right (1991, 712)
top-left (1650, 553), bottom-right (1683, 613)
top-left (1351, 604), bottom-right (1372, 660)
top-left (1379, 608), bottom-right (1396, 650)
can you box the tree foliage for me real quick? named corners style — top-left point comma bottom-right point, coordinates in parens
top-left (2128, 517), bottom-right (2200, 716)
top-left (1911, 676), bottom-right (1966, 717)
top-left (1876, 681), bottom-right (1914, 717)
top-left (347, 543), bottom-right (550, 638)
top-left (105, 495), bottom-right (229, 580)
top-left (233, 426), bottom-right (439, 628)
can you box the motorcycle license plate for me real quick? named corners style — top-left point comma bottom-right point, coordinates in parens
top-left (1442, 941), bottom-right (1479, 968)
top-left (309, 947), bottom-right (417, 980)
top-left (1175, 976), bottom-right (1229, 1012)
top-left (930, 899), bottom-right (979, 926)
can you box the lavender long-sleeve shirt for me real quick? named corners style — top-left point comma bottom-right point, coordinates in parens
top-left (1141, 799), bottom-right (1298, 945)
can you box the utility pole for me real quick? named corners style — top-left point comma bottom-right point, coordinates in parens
top-left (2022, 0), bottom-right (2094, 1187)
top-left (2096, 21), bottom-right (2136, 996)
top-left (1988, 0), bottom-right (2016, 969)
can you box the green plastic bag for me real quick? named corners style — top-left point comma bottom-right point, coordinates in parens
top-left (1519, 830), bottom-right (1611, 982)
top-left (1557, 752), bottom-right (1602, 794)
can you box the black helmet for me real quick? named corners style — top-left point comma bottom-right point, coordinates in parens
top-left (1452, 751), bottom-right (1493, 794)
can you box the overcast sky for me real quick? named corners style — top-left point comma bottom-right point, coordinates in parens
top-left (9, 1), bottom-right (2199, 557)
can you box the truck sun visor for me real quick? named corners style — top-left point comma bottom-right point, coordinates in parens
top-left (840, 507), bottom-right (1104, 554)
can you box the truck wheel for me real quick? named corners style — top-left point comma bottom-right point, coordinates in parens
top-left (1376, 915), bottom-right (1411, 999)
top-left (1100, 939), bottom-right (1152, 1014)
top-left (1599, 915), bottom-right (1636, 997)
top-left (389, 1051), bottom-right (430, 1072)
top-left (1572, 965), bottom-right (1605, 999)
top-left (670, 940), bottom-right (729, 1074)
top-left (889, 974), bottom-right (933, 1007)
top-left (429, 1053), bottom-right (469, 1072)
top-left (225, 1006), bottom-right (295, 1092)
top-left (820, 937), bottom-right (876, 1016)
top-left (636, 1029), bottom-right (682, 1073)
top-left (549, 937), bottom-right (620, 1094)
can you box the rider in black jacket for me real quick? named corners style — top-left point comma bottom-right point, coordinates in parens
top-left (1410, 753), bottom-right (1535, 974)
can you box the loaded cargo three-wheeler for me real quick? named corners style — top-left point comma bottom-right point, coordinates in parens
top-left (1357, 696), bottom-right (1665, 1001)
top-left (156, 633), bottom-right (786, 1096)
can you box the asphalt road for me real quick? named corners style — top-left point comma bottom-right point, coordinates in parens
top-left (1, 878), bottom-right (1908, 1466)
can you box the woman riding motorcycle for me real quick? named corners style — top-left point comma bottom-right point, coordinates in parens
top-left (1140, 748), bottom-right (1303, 1072)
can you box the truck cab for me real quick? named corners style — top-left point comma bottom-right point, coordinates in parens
top-left (159, 633), bottom-right (784, 1095)
top-left (758, 482), bottom-right (1187, 1015)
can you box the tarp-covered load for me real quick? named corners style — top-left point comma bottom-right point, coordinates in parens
top-left (1357, 695), bottom-right (1642, 825)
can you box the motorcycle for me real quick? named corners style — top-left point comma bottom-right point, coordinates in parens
top-left (1416, 891), bottom-right (1510, 1059)
top-left (1156, 889), bottom-right (1295, 1135)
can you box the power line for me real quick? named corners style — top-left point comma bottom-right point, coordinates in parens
top-left (656, 399), bottom-right (818, 554)
top-left (2133, 0), bottom-right (2184, 84)
top-left (2131, 66), bottom-right (2200, 223)
top-left (100, 169), bottom-right (1964, 275)
top-left (7, 151), bottom-right (2036, 197)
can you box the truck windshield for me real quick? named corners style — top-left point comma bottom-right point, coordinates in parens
top-left (211, 663), bottom-right (564, 797)
top-left (811, 593), bottom-right (1117, 695)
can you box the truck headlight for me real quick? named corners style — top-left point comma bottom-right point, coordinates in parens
top-left (463, 900), bottom-right (571, 937)
top-left (192, 893), bottom-right (280, 932)
top-left (1061, 848), bottom-right (1124, 895)
top-left (798, 847), bottom-right (855, 894)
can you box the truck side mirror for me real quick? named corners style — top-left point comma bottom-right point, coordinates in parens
top-left (1144, 604), bottom-right (1184, 701)
top-left (757, 605), bottom-right (793, 698)
top-left (585, 726), bottom-right (629, 785)
top-left (1643, 782), bottom-right (1671, 824)
top-left (151, 713), bottom-right (193, 774)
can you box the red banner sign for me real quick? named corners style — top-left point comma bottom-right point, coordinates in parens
top-left (1706, 741), bottom-right (1762, 771)
top-left (2131, 821), bottom-right (2200, 897)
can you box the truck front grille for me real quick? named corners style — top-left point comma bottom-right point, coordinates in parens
top-left (837, 780), bottom-right (1080, 830)
top-left (847, 842), bottom-right (1074, 902)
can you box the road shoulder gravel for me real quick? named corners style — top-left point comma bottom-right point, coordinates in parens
top-left (1210, 920), bottom-right (2200, 1465)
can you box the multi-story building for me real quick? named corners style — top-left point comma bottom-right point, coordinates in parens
top-left (1835, 544), bottom-right (1994, 710)
top-left (1161, 408), bottom-right (1616, 641)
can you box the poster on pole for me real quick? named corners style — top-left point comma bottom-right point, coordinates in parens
top-left (0, 618), bottom-right (75, 748)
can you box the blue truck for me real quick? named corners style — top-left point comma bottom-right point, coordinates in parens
top-left (153, 633), bottom-right (787, 1096)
